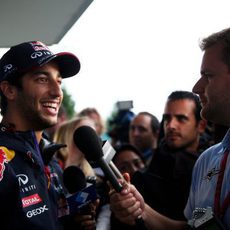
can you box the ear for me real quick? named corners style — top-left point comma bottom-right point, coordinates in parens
top-left (198, 119), bottom-right (207, 134)
top-left (0, 81), bottom-right (17, 100)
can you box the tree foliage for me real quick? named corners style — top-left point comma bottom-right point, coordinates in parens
top-left (62, 87), bottom-right (76, 119)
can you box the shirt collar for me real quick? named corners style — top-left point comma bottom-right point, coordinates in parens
top-left (221, 128), bottom-right (230, 150)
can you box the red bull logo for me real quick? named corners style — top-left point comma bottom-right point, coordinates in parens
top-left (0, 149), bottom-right (7, 181)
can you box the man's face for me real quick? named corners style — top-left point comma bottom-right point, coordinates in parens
top-left (129, 114), bottom-right (157, 152)
top-left (14, 61), bottom-right (63, 130)
top-left (163, 99), bottom-right (203, 152)
top-left (193, 43), bottom-right (230, 126)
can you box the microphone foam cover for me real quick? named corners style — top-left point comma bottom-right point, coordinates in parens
top-left (63, 165), bottom-right (86, 194)
top-left (73, 125), bottom-right (103, 161)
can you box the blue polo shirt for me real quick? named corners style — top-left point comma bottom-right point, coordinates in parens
top-left (184, 129), bottom-right (230, 229)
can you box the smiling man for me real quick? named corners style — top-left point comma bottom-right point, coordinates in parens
top-left (0, 41), bottom-right (80, 229)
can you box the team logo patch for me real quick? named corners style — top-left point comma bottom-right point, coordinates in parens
top-left (0, 149), bottom-right (8, 181)
top-left (0, 146), bottom-right (15, 161)
top-left (22, 193), bottom-right (42, 208)
top-left (204, 167), bottom-right (220, 181)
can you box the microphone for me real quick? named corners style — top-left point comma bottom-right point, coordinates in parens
top-left (102, 140), bottom-right (124, 180)
top-left (73, 126), bottom-right (146, 229)
top-left (63, 165), bottom-right (98, 215)
top-left (73, 126), bottom-right (123, 193)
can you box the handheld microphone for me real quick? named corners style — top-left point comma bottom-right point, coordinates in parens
top-left (73, 126), bottom-right (146, 229)
top-left (102, 140), bottom-right (124, 180)
top-left (63, 165), bottom-right (98, 215)
top-left (73, 126), bottom-right (123, 193)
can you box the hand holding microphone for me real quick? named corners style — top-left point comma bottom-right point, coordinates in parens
top-left (73, 126), bottom-right (146, 229)
top-left (73, 126), bottom-right (123, 192)
top-left (63, 165), bottom-right (99, 229)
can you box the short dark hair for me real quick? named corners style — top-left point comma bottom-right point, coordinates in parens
top-left (199, 27), bottom-right (230, 70)
top-left (137, 112), bottom-right (160, 134)
top-left (0, 73), bottom-right (23, 115)
top-left (114, 143), bottom-right (145, 164)
top-left (167, 90), bottom-right (202, 122)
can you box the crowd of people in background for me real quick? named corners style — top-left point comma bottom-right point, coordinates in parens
top-left (0, 27), bottom-right (230, 230)
top-left (109, 27), bottom-right (230, 230)
top-left (45, 91), bottom-right (228, 230)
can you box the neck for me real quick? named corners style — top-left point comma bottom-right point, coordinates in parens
top-left (186, 136), bottom-right (201, 153)
top-left (179, 139), bottom-right (200, 154)
top-left (184, 144), bottom-right (199, 154)
top-left (2, 108), bottom-right (29, 131)
top-left (34, 131), bottom-right (43, 143)
top-left (1, 116), bottom-right (43, 143)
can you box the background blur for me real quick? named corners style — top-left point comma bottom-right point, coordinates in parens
top-left (1, 0), bottom-right (230, 121)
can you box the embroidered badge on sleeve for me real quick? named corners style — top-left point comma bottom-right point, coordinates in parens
top-left (0, 148), bottom-right (8, 181)
top-left (0, 147), bottom-right (15, 181)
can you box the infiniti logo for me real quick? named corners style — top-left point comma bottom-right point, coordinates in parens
top-left (31, 52), bottom-right (43, 59)
top-left (17, 174), bottom-right (29, 186)
top-left (3, 64), bottom-right (13, 72)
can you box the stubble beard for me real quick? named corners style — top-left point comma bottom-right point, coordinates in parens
top-left (20, 102), bottom-right (58, 131)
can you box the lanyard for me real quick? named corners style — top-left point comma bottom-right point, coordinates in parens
top-left (214, 149), bottom-right (230, 219)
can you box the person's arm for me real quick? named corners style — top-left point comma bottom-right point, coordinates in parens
top-left (109, 180), bottom-right (186, 230)
top-left (142, 204), bottom-right (186, 230)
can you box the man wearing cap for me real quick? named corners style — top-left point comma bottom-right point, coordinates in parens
top-left (0, 41), bottom-right (80, 229)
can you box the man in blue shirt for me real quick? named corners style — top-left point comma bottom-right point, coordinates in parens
top-left (109, 27), bottom-right (230, 229)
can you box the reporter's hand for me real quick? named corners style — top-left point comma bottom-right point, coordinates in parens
top-left (109, 173), bottom-right (145, 225)
top-left (74, 199), bottom-right (100, 230)
top-left (74, 214), bottom-right (96, 230)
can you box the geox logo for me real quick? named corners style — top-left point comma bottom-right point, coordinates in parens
top-left (26, 205), bottom-right (48, 218)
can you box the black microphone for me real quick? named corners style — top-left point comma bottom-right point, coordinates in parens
top-left (63, 165), bottom-right (98, 215)
top-left (73, 126), bottom-right (146, 229)
top-left (73, 126), bottom-right (123, 192)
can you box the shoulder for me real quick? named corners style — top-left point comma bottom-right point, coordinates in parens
top-left (196, 142), bottom-right (222, 164)
top-left (0, 148), bottom-right (8, 181)
top-left (0, 147), bottom-right (17, 192)
top-left (192, 142), bottom-right (223, 180)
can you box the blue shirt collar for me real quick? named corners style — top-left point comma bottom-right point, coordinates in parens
top-left (221, 128), bottom-right (230, 150)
